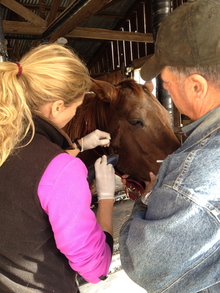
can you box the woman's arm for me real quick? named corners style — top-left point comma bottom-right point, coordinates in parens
top-left (96, 199), bottom-right (114, 236)
top-left (38, 153), bottom-right (113, 283)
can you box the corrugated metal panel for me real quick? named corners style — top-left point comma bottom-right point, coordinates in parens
top-left (1, 0), bottom-right (142, 64)
top-left (0, 0), bottom-right (182, 73)
top-left (67, 0), bottom-right (139, 66)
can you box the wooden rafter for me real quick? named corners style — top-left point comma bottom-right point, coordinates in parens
top-left (0, 0), bottom-right (47, 27)
top-left (2, 21), bottom-right (153, 43)
top-left (44, 0), bottom-right (111, 42)
top-left (1, 0), bottom-right (153, 43)
top-left (68, 27), bottom-right (153, 43)
top-left (1, 0), bottom-right (155, 68)
top-left (46, 0), bottom-right (60, 26)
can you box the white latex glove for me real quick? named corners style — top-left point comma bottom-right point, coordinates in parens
top-left (82, 129), bottom-right (111, 151)
top-left (94, 155), bottom-right (116, 201)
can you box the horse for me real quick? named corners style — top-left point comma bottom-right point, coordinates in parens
top-left (64, 78), bottom-right (180, 198)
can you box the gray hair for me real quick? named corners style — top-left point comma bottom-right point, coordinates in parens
top-left (167, 64), bottom-right (220, 90)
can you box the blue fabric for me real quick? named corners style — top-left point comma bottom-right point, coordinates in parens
top-left (119, 106), bottom-right (220, 293)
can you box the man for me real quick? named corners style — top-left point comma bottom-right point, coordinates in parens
top-left (119, 0), bottom-right (220, 292)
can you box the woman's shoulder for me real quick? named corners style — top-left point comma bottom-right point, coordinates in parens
top-left (40, 153), bottom-right (88, 185)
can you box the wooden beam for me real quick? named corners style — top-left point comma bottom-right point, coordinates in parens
top-left (48, 0), bottom-right (111, 43)
top-left (67, 27), bottom-right (153, 43)
top-left (47, 0), bottom-right (61, 26)
top-left (1, 0), bottom-right (47, 27)
top-left (3, 21), bottom-right (153, 43)
top-left (3, 21), bottom-right (45, 35)
top-left (39, 0), bottom-right (46, 19)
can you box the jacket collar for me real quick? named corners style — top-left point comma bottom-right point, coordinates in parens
top-left (182, 108), bottom-right (216, 136)
top-left (33, 114), bottom-right (73, 150)
top-left (177, 106), bottom-right (220, 152)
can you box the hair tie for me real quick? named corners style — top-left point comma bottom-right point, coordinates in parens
top-left (16, 62), bottom-right (22, 76)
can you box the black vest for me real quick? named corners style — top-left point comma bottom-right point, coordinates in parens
top-left (0, 116), bottom-right (78, 293)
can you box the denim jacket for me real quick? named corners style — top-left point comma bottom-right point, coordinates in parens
top-left (119, 106), bottom-right (220, 293)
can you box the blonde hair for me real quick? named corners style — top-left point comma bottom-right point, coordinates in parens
top-left (0, 44), bottom-right (91, 166)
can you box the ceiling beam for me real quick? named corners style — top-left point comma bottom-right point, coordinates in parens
top-left (42, 0), bottom-right (111, 43)
top-left (3, 21), bottom-right (153, 43)
top-left (1, 0), bottom-right (47, 27)
top-left (47, 0), bottom-right (61, 26)
top-left (3, 21), bottom-right (46, 35)
top-left (68, 27), bottom-right (153, 43)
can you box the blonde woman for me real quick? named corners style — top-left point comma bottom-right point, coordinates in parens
top-left (0, 44), bottom-right (115, 293)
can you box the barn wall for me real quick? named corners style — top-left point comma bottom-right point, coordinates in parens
top-left (90, 0), bottom-right (190, 135)
top-left (89, 0), bottom-right (154, 78)
top-left (89, 0), bottom-right (187, 79)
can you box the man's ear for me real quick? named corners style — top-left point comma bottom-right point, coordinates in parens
top-left (51, 100), bottom-right (65, 117)
top-left (187, 74), bottom-right (208, 100)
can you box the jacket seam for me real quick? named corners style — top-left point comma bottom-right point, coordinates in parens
top-left (160, 240), bottom-right (220, 293)
top-left (179, 124), bottom-right (220, 153)
top-left (165, 183), bottom-right (220, 224)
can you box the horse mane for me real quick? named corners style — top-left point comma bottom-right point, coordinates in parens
top-left (64, 78), bottom-right (147, 139)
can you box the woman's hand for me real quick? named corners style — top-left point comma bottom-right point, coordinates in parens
top-left (94, 155), bottom-right (115, 201)
top-left (68, 129), bottom-right (111, 156)
top-left (82, 129), bottom-right (111, 151)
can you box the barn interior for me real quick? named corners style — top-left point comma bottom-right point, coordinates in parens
top-left (0, 0), bottom-right (191, 135)
top-left (0, 1), bottom-right (191, 292)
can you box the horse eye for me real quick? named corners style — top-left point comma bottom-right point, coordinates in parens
top-left (129, 120), bottom-right (144, 127)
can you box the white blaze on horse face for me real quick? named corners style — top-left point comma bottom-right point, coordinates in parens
top-left (156, 160), bottom-right (164, 163)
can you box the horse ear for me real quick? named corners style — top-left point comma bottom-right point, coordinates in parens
top-left (144, 80), bottom-right (154, 93)
top-left (90, 78), bottom-right (120, 102)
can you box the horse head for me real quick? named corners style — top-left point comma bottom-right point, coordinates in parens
top-left (64, 78), bottom-right (180, 197)
top-left (108, 79), bottom-right (180, 181)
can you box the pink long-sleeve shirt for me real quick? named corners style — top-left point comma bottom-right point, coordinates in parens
top-left (37, 153), bottom-right (112, 283)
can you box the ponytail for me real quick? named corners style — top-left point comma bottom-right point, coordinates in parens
top-left (0, 62), bottom-right (34, 166)
top-left (0, 43), bottom-right (90, 166)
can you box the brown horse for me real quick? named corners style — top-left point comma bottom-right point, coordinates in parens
top-left (64, 78), bottom-right (180, 194)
